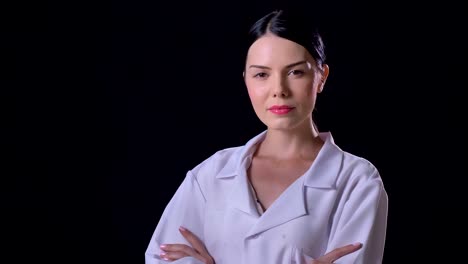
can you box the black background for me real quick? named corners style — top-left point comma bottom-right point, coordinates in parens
top-left (3, 0), bottom-right (466, 263)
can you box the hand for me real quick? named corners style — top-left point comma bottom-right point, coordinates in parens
top-left (311, 243), bottom-right (362, 264)
top-left (159, 226), bottom-right (215, 264)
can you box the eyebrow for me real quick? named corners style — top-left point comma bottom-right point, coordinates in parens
top-left (248, 60), bottom-right (308, 70)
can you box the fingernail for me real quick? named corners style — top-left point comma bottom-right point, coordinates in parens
top-left (160, 244), bottom-right (167, 248)
top-left (160, 252), bottom-right (166, 256)
top-left (353, 242), bottom-right (362, 246)
top-left (179, 226), bottom-right (187, 231)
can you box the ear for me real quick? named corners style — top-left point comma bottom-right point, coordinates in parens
top-left (317, 64), bottom-right (329, 93)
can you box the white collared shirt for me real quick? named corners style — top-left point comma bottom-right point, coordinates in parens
top-left (145, 131), bottom-right (388, 264)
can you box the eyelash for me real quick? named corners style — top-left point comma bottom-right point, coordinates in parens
top-left (289, 70), bottom-right (305, 76)
top-left (254, 72), bottom-right (268, 78)
top-left (253, 70), bottom-right (305, 79)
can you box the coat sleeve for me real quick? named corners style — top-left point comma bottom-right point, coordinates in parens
top-left (326, 167), bottom-right (388, 264)
top-left (145, 170), bottom-right (207, 264)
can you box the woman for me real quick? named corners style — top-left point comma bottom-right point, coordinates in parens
top-left (145, 9), bottom-right (388, 264)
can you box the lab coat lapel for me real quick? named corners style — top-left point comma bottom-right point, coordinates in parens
top-left (303, 132), bottom-right (343, 188)
top-left (226, 168), bottom-right (260, 217)
top-left (245, 132), bottom-right (342, 238)
top-left (216, 131), bottom-right (267, 218)
top-left (246, 177), bottom-right (307, 237)
top-left (215, 131), bottom-right (342, 238)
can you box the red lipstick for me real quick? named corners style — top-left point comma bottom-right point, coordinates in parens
top-left (267, 105), bottom-right (295, 115)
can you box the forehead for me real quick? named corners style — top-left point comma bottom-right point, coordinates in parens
top-left (246, 35), bottom-right (312, 66)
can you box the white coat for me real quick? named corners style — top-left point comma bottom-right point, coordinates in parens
top-left (145, 131), bottom-right (388, 264)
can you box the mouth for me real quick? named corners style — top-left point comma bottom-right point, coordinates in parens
top-left (267, 105), bottom-right (295, 115)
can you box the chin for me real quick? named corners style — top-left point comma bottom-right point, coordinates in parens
top-left (265, 121), bottom-right (300, 131)
top-left (263, 115), bottom-right (311, 131)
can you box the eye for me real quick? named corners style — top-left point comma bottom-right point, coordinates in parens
top-left (288, 69), bottom-right (305, 76)
top-left (253, 72), bottom-right (269, 79)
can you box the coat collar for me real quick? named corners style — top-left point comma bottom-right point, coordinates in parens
top-left (215, 130), bottom-right (343, 189)
top-left (215, 130), bottom-right (344, 237)
top-left (303, 132), bottom-right (343, 188)
top-left (215, 131), bottom-right (265, 179)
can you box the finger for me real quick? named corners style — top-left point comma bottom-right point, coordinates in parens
top-left (179, 226), bottom-right (209, 255)
top-left (320, 243), bottom-right (362, 263)
top-left (161, 242), bottom-right (208, 263)
top-left (160, 244), bottom-right (196, 262)
top-left (160, 250), bottom-right (189, 262)
top-left (160, 243), bottom-right (196, 254)
top-left (179, 227), bottom-right (213, 264)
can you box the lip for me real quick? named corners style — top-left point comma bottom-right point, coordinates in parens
top-left (267, 105), bottom-right (295, 115)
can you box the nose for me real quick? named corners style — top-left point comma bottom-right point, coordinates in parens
top-left (275, 91), bottom-right (288, 97)
top-left (272, 77), bottom-right (289, 98)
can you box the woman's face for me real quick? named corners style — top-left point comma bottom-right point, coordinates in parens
top-left (244, 34), bottom-right (329, 131)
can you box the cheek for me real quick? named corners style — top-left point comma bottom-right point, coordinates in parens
top-left (298, 80), bottom-right (315, 97)
top-left (295, 81), bottom-right (318, 110)
top-left (246, 87), bottom-right (255, 102)
top-left (246, 82), bottom-right (267, 102)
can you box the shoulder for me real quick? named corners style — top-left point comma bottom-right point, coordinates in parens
top-left (319, 132), bottom-right (383, 186)
top-left (338, 150), bottom-right (386, 196)
top-left (341, 151), bottom-right (380, 180)
top-left (190, 146), bottom-right (242, 176)
top-left (321, 130), bottom-right (383, 190)
top-left (184, 145), bottom-right (244, 201)
top-left (189, 131), bottom-right (267, 179)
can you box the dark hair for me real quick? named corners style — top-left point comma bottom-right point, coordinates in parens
top-left (246, 10), bottom-right (326, 70)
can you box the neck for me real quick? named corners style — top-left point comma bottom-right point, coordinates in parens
top-left (257, 121), bottom-right (323, 161)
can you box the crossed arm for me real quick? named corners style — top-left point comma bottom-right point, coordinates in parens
top-left (146, 169), bottom-right (387, 264)
top-left (159, 226), bottom-right (363, 264)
